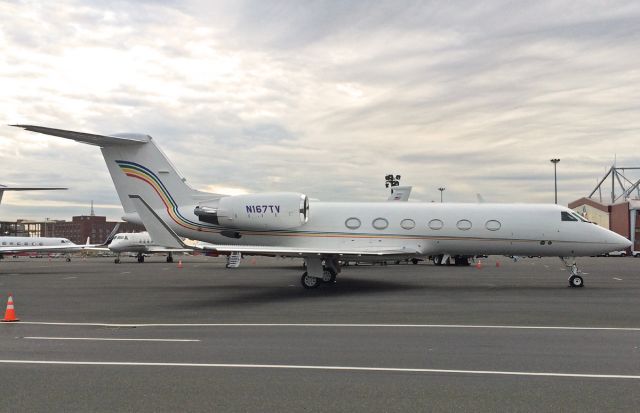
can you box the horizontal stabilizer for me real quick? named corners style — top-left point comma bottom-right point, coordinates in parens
top-left (11, 125), bottom-right (149, 146)
top-left (128, 195), bottom-right (187, 250)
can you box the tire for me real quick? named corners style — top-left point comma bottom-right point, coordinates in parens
top-left (114, 258), bottom-right (120, 264)
top-left (301, 272), bottom-right (321, 289)
top-left (321, 268), bottom-right (337, 283)
top-left (569, 275), bottom-right (584, 288)
top-left (433, 255), bottom-right (442, 266)
top-left (166, 256), bottom-right (173, 263)
top-left (411, 258), bottom-right (419, 265)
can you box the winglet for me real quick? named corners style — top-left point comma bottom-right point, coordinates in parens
top-left (128, 195), bottom-right (187, 249)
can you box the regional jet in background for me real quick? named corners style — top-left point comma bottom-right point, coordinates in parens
top-left (0, 184), bottom-right (67, 205)
top-left (14, 125), bottom-right (631, 289)
top-left (0, 236), bottom-right (88, 261)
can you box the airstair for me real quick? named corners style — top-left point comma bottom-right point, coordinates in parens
top-left (226, 251), bottom-right (242, 268)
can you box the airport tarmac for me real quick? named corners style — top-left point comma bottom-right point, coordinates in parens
top-left (1, 255), bottom-right (639, 412)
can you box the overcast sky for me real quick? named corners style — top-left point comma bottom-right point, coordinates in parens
top-left (1, 0), bottom-right (639, 221)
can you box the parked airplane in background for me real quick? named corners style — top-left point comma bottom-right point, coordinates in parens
top-left (97, 231), bottom-right (191, 263)
top-left (14, 124), bottom-right (632, 289)
top-left (0, 184), bottom-right (66, 205)
top-left (0, 236), bottom-right (88, 261)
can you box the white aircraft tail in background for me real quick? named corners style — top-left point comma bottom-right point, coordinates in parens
top-left (0, 184), bottom-right (67, 205)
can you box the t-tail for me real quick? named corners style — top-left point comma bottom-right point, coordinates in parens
top-left (11, 125), bottom-right (217, 221)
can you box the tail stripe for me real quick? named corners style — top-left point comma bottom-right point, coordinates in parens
top-left (115, 160), bottom-right (220, 232)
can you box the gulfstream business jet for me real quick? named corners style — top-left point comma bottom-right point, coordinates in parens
top-left (13, 125), bottom-right (631, 289)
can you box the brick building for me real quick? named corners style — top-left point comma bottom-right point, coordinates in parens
top-left (0, 215), bottom-right (144, 244)
top-left (569, 198), bottom-right (640, 252)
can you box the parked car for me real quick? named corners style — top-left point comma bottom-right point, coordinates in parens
top-left (603, 250), bottom-right (627, 257)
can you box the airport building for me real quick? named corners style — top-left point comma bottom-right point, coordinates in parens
top-left (568, 166), bottom-right (640, 252)
top-left (0, 215), bottom-right (144, 244)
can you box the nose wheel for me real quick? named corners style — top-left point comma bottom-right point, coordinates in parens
top-left (569, 275), bottom-right (584, 288)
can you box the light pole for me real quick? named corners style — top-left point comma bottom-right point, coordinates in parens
top-left (438, 187), bottom-right (445, 203)
top-left (550, 158), bottom-right (560, 204)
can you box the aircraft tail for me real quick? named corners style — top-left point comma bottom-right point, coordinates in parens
top-left (12, 125), bottom-right (217, 215)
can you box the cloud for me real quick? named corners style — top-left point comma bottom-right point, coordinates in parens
top-left (1, 0), bottom-right (640, 222)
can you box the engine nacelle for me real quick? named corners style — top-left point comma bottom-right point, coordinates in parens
top-left (194, 192), bottom-right (309, 231)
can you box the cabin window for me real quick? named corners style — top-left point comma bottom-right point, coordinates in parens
top-left (400, 219), bottom-right (416, 230)
top-left (345, 217), bottom-right (361, 230)
top-left (372, 218), bottom-right (389, 230)
top-left (561, 211), bottom-right (578, 222)
top-left (39, 243), bottom-right (43, 246)
top-left (457, 220), bottom-right (472, 230)
top-left (1, 242), bottom-right (5, 246)
top-left (428, 219), bottom-right (444, 230)
top-left (485, 220), bottom-right (501, 231)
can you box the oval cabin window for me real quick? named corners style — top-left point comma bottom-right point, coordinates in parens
top-left (428, 219), bottom-right (444, 230)
top-left (372, 218), bottom-right (389, 230)
top-left (485, 220), bottom-right (501, 231)
top-left (345, 217), bottom-right (361, 230)
top-left (457, 219), bottom-right (472, 230)
top-left (400, 219), bottom-right (416, 230)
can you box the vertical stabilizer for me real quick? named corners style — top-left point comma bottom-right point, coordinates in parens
top-left (12, 125), bottom-right (217, 214)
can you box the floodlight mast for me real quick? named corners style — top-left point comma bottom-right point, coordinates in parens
top-left (550, 158), bottom-right (560, 204)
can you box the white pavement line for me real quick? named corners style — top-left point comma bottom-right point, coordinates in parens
top-left (22, 337), bottom-right (200, 342)
top-left (0, 360), bottom-right (638, 380)
top-left (613, 277), bottom-right (623, 281)
top-left (10, 322), bottom-right (640, 331)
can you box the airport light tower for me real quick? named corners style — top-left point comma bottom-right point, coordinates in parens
top-left (385, 174), bottom-right (401, 192)
top-left (438, 187), bottom-right (445, 202)
top-left (550, 158), bottom-right (560, 204)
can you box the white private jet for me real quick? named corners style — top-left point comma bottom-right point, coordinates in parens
top-left (0, 236), bottom-right (88, 261)
top-left (100, 231), bottom-right (191, 263)
top-left (13, 125), bottom-right (631, 289)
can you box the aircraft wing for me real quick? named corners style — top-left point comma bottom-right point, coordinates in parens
top-left (194, 243), bottom-right (419, 257)
top-left (146, 246), bottom-right (193, 253)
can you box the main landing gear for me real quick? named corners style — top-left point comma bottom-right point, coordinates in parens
top-left (300, 257), bottom-right (340, 289)
top-left (560, 257), bottom-right (584, 288)
top-left (137, 253), bottom-right (145, 263)
top-left (114, 253), bottom-right (121, 264)
top-left (166, 253), bottom-right (174, 263)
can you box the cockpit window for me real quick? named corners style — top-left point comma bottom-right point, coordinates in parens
top-left (572, 212), bottom-right (589, 222)
top-left (561, 211), bottom-right (578, 222)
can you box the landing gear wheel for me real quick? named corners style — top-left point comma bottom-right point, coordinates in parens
top-left (66, 257), bottom-right (71, 262)
top-left (166, 256), bottom-right (173, 263)
top-left (433, 255), bottom-right (443, 266)
top-left (569, 275), bottom-right (584, 288)
top-left (321, 268), bottom-right (337, 284)
top-left (137, 255), bottom-right (145, 263)
top-left (411, 258), bottom-right (420, 265)
top-left (114, 258), bottom-right (120, 264)
top-left (301, 272), bottom-right (321, 289)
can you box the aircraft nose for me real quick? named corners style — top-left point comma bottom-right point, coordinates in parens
top-left (608, 231), bottom-right (632, 250)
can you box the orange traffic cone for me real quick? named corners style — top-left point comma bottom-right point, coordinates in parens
top-left (475, 260), bottom-right (482, 270)
top-left (496, 260), bottom-right (501, 268)
top-left (177, 260), bottom-right (183, 269)
top-left (2, 295), bottom-right (19, 322)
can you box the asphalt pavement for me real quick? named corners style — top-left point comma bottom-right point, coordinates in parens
top-left (1, 255), bottom-right (639, 412)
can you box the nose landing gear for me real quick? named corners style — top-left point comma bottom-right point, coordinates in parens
top-left (560, 257), bottom-right (584, 288)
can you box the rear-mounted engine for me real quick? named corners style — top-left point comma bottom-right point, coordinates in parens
top-left (194, 192), bottom-right (309, 231)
